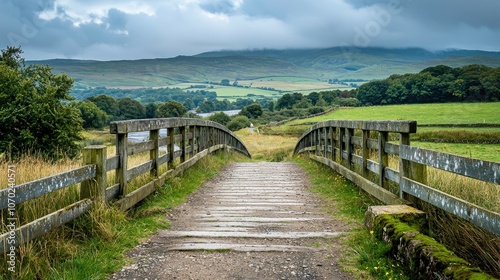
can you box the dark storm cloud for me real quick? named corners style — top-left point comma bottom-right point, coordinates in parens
top-left (0, 0), bottom-right (499, 60)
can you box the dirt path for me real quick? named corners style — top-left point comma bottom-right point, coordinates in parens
top-left (110, 162), bottom-right (353, 280)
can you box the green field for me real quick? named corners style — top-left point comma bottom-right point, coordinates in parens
top-left (175, 79), bottom-right (350, 101)
top-left (288, 103), bottom-right (500, 125)
top-left (267, 103), bottom-right (500, 162)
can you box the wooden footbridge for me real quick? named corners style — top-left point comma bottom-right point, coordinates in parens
top-left (1, 118), bottom-right (499, 278)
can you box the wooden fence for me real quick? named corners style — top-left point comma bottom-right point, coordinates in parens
top-left (293, 120), bottom-right (500, 236)
top-left (0, 118), bottom-right (251, 252)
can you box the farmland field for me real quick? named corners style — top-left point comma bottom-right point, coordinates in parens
top-left (265, 102), bottom-right (500, 162)
top-left (175, 78), bottom-right (351, 101)
top-left (287, 103), bottom-right (500, 125)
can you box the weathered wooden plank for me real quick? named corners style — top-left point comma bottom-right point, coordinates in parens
top-left (106, 155), bottom-right (119, 171)
top-left (400, 145), bottom-right (500, 184)
top-left (0, 165), bottom-right (95, 210)
top-left (385, 142), bottom-right (399, 155)
top-left (367, 138), bottom-right (379, 150)
top-left (385, 167), bottom-right (400, 184)
top-left (114, 176), bottom-right (164, 211)
top-left (366, 159), bottom-right (379, 174)
top-left (127, 140), bottom-right (154, 155)
top-left (159, 230), bottom-right (344, 239)
top-left (352, 154), bottom-right (363, 166)
top-left (0, 199), bottom-right (92, 253)
top-left (158, 136), bottom-right (170, 147)
top-left (351, 136), bottom-right (362, 146)
top-left (105, 183), bottom-right (120, 202)
top-left (311, 155), bottom-right (406, 205)
top-left (127, 160), bottom-right (154, 181)
top-left (158, 153), bottom-right (170, 166)
top-left (164, 243), bottom-right (321, 252)
top-left (401, 177), bottom-right (500, 236)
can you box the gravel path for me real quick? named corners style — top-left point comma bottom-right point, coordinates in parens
top-left (110, 162), bottom-right (353, 280)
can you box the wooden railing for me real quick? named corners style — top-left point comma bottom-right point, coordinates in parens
top-left (293, 120), bottom-right (500, 236)
top-left (0, 118), bottom-right (250, 252)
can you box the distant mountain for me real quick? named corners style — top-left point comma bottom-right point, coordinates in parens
top-left (28, 47), bottom-right (500, 88)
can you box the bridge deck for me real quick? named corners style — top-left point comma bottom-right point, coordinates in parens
top-left (110, 162), bottom-right (352, 280)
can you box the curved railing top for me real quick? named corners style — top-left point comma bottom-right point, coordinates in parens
top-left (110, 117), bottom-right (251, 158)
top-left (294, 120), bottom-right (417, 154)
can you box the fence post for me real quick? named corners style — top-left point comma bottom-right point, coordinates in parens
top-left (81, 145), bottom-right (107, 203)
top-left (168, 127), bottom-right (175, 169)
top-left (379, 131), bottom-right (388, 190)
top-left (347, 128), bottom-right (354, 169)
top-left (331, 127), bottom-right (337, 162)
top-left (181, 126), bottom-right (187, 162)
top-left (117, 133), bottom-right (128, 197)
top-left (399, 132), bottom-right (427, 199)
top-left (150, 129), bottom-right (159, 177)
top-left (362, 130), bottom-right (370, 177)
top-left (339, 127), bottom-right (346, 165)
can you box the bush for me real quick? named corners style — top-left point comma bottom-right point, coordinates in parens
top-left (0, 46), bottom-right (83, 160)
top-left (307, 106), bottom-right (324, 115)
top-left (208, 112), bottom-right (232, 126)
top-left (227, 116), bottom-right (251, 131)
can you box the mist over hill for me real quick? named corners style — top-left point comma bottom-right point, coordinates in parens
top-left (28, 47), bottom-right (500, 88)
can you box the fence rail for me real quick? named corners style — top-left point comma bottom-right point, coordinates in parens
top-left (0, 118), bottom-right (250, 252)
top-left (293, 120), bottom-right (500, 236)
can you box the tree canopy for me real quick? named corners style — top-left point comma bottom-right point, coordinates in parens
top-left (0, 46), bottom-right (82, 159)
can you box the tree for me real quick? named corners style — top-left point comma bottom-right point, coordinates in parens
top-left (0, 46), bottom-right (83, 160)
top-left (268, 101), bottom-right (275, 112)
top-left (239, 104), bottom-right (263, 119)
top-left (183, 98), bottom-right (195, 110)
top-left (86, 94), bottom-right (119, 118)
top-left (71, 101), bottom-right (109, 129)
top-left (220, 79), bottom-right (230, 86)
top-left (227, 116), bottom-right (250, 131)
top-left (208, 112), bottom-right (232, 126)
top-left (145, 103), bottom-right (158, 118)
top-left (155, 101), bottom-right (187, 118)
top-left (117, 97), bottom-right (146, 119)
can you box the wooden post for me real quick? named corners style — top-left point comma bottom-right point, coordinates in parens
top-left (331, 127), bottom-right (337, 162)
top-left (168, 127), bottom-right (175, 170)
top-left (399, 132), bottom-right (427, 199)
top-left (81, 145), bottom-right (107, 203)
top-left (347, 128), bottom-right (354, 169)
top-left (116, 133), bottom-right (128, 197)
top-left (339, 127), bottom-right (346, 165)
top-left (181, 126), bottom-right (187, 163)
top-left (150, 129), bottom-right (159, 177)
top-left (362, 130), bottom-right (370, 177)
top-left (378, 131), bottom-right (388, 190)
top-left (192, 126), bottom-right (197, 155)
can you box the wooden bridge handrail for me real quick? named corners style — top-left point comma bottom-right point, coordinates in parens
top-left (294, 119), bottom-right (500, 236)
top-left (0, 118), bottom-right (251, 253)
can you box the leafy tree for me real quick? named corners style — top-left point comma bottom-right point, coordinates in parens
top-left (117, 97), bottom-right (146, 119)
top-left (239, 104), bottom-right (263, 119)
top-left (208, 112), bottom-right (232, 126)
top-left (197, 100), bottom-right (215, 113)
top-left (315, 97), bottom-right (328, 107)
top-left (220, 79), bottom-right (230, 86)
top-left (268, 101), bottom-right (275, 112)
top-left (183, 98), bottom-right (195, 110)
top-left (307, 92), bottom-right (320, 105)
top-left (145, 103), bottom-right (158, 118)
top-left (293, 98), bottom-right (312, 109)
top-left (71, 101), bottom-right (109, 129)
top-left (155, 101), bottom-right (187, 118)
top-left (0, 46), bottom-right (83, 159)
top-left (227, 116), bottom-right (250, 131)
top-left (86, 94), bottom-right (119, 117)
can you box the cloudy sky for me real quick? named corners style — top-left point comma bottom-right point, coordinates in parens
top-left (1, 0), bottom-right (499, 60)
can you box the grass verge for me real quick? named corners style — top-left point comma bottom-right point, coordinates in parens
top-left (293, 154), bottom-right (410, 280)
top-left (0, 151), bottom-right (245, 280)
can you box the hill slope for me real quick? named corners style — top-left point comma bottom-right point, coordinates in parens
top-left (28, 47), bottom-right (500, 88)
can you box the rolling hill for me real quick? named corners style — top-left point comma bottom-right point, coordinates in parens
top-left (28, 47), bottom-right (500, 88)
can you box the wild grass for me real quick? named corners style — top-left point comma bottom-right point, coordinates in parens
top-left (0, 149), bottom-right (242, 279)
top-left (294, 155), bottom-right (410, 280)
top-left (235, 128), bottom-right (297, 161)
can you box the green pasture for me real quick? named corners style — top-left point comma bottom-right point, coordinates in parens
top-left (288, 103), bottom-right (500, 125)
